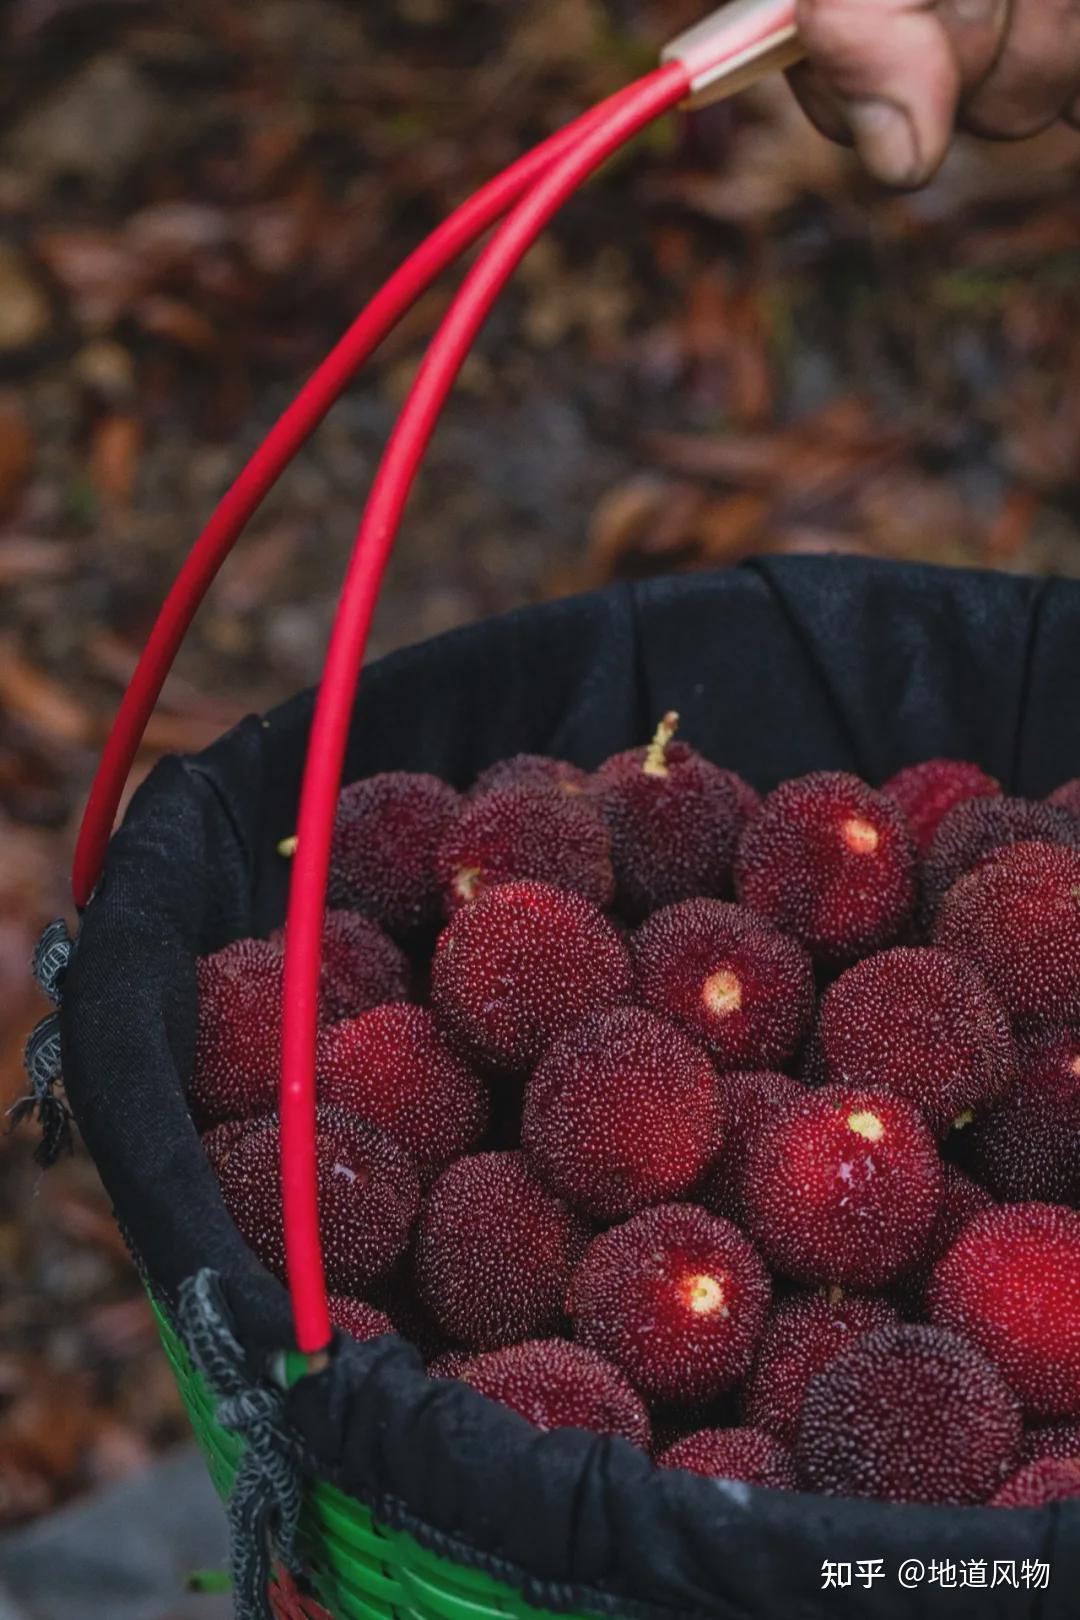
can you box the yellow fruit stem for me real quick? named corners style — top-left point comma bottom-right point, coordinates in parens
top-left (642, 711), bottom-right (679, 778)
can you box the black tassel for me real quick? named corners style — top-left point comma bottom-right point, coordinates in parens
top-left (9, 920), bottom-right (76, 1168)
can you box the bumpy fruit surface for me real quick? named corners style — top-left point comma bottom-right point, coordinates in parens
top-left (921, 795), bottom-right (1080, 926)
top-left (269, 908), bottom-right (410, 1022)
top-left (318, 1004), bottom-right (488, 1180)
top-left (700, 1070), bottom-right (805, 1227)
top-left (631, 899), bottom-right (815, 1072)
top-left (742, 1291), bottom-right (898, 1445)
top-left (590, 714), bottom-right (753, 918)
top-left (966, 1093), bottom-right (1080, 1206)
top-left (1021, 1422), bottom-right (1080, 1465)
top-left (1049, 778), bottom-right (1080, 820)
top-left (328, 1296), bottom-right (395, 1343)
top-left (743, 1085), bottom-right (944, 1289)
top-left (934, 841), bottom-right (1080, 1025)
top-left (568, 1203), bottom-right (771, 1406)
top-left (734, 772), bottom-right (916, 968)
top-left (471, 754), bottom-right (589, 799)
top-left (217, 1110), bottom-right (419, 1292)
top-left (192, 939), bottom-right (287, 1126)
top-left (888, 1164), bottom-right (994, 1315)
top-left (658, 1426), bottom-right (795, 1487)
top-left (882, 759), bottom-right (1000, 855)
top-left (436, 783), bottom-right (614, 914)
top-left (927, 1202), bottom-right (1080, 1419)
top-left (451, 1339), bottom-right (651, 1447)
top-left (796, 1323), bottom-right (1021, 1505)
top-left (414, 1152), bottom-right (589, 1350)
top-left (430, 880), bottom-right (633, 1072)
top-left (990, 1457), bottom-right (1080, 1508)
top-left (329, 771), bottom-right (461, 937)
top-left (522, 1005), bottom-right (726, 1220)
top-left (815, 946), bottom-right (1015, 1136)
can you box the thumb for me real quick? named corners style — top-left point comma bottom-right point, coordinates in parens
top-left (793, 0), bottom-right (1002, 188)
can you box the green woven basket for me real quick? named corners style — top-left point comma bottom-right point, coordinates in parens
top-left (154, 1299), bottom-right (574, 1620)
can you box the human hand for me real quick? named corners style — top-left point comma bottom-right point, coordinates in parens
top-left (789, 0), bottom-right (1080, 188)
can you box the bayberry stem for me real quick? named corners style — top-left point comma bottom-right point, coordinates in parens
top-left (643, 711), bottom-right (679, 779)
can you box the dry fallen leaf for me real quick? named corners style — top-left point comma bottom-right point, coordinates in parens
top-left (0, 640), bottom-right (93, 747)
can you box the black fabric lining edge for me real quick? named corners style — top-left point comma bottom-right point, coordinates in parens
top-left (1008, 575), bottom-right (1051, 795)
top-left (744, 556), bottom-right (872, 779)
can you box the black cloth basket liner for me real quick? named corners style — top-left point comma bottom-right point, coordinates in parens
top-left (61, 555), bottom-right (1080, 1620)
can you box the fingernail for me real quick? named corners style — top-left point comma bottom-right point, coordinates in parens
top-left (844, 99), bottom-right (923, 188)
top-left (944, 0), bottom-right (1002, 20)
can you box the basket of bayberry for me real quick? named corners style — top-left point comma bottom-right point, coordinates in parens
top-left (55, 560), bottom-right (1080, 1620)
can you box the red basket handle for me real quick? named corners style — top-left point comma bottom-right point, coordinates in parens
top-left (72, 2), bottom-right (802, 1360)
top-left (277, 5), bottom-right (802, 1358)
top-left (71, 88), bottom-right (653, 909)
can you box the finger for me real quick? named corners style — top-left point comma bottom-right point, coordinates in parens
top-left (795, 0), bottom-right (962, 188)
top-left (786, 60), bottom-right (853, 145)
top-left (939, 0), bottom-right (1013, 86)
top-left (789, 1), bottom-right (1007, 163)
top-left (963, 0), bottom-right (1080, 137)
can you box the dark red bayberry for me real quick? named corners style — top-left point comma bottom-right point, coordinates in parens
top-left (972, 1026), bottom-right (1080, 1200)
top-left (270, 908), bottom-right (410, 1022)
top-left (435, 784), bottom-right (614, 914)
top-left (369, 1265), bottom-right (449, 1364)
top-left (1021, 1422), bottom-right (1080, 1465)
top-left (430, 880), bottom-right (633, 1072)
top-left (889, 1165), bottom-right (995, 1316)
top-left (744, 1085), bottom-right (943, 1289)
top-left (700, 1070), bottom-right (806, 1227)
top-left (521, 1006), bottom-right (726, 1220)
top-left (630, 900), bottom-right (815, 1072)
top-left (192, 939), bottom-right (283, 1125)
top-left (192, 939), bottom-right (325, 1126)
top-left (329, 772), bottom-right (461, 937)
top-left (568, 1203), bottom-right (771, 1406)
top-left (414, 1151), bottom-right (589, 1350)
top-left (815, 946), bottom-right (1015, 1136)
top-left (966, 1094), bottom-right (1080, 1206)
top-left (202, 1116), bottom-right (262, 1176)
top-left (427, 1348), bottom-right (473, 1379)
top-left (991, 1457), bottom-right (1080, 1508)
top-left (1049, 778), bottom-right (1080, 819)
top-left (217, 1110), bottom-right (419, 1292)
top-left (590, 713), bottom-right (753, 919)
top-left (471, 754), bottom-right (589, 799)
top-left (318, 1004), bottom-right (488, 1180)
top-left (725, 773), bottom-right (762, 823)
top-left (934, 841), bottom-right (1080, 1025)
top-left (328, 1296), bottom-right (395, 1343)
top-left (734, 772), bottom-right (916, 969)
top-left (451, 1339), bottom-right (651, 1448)
top-left (1015, 1023), bottom-right (1080, 1102)
top-left (658, 1426), bottom-right (795, 1487)
top-left (795, 1323), bottom-right (1022, 1504)
top-left (882, 759), bottom-right (1000, 856)
top-left (194, 924), bottom-right (397, 1128)
top-left (928, 1202), bottom-right (1080, 1420)
top-left (742, 1291), bottom-right (898, 1445)
top-left (920, 795), bottom-right (1080, 927)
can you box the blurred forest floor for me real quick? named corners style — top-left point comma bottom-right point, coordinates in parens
top-left (2, 0), bottom-right (1080, 1528)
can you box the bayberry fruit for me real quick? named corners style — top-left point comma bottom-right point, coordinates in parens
top-left (522, 1006), bottom-right (726, 1220)
top-left (734, 772), bottom-right (916, 969)
top-left (631, 899), bottom-right (815, 1072)
top-left (568, 1203), bottom-right (771, 1406)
